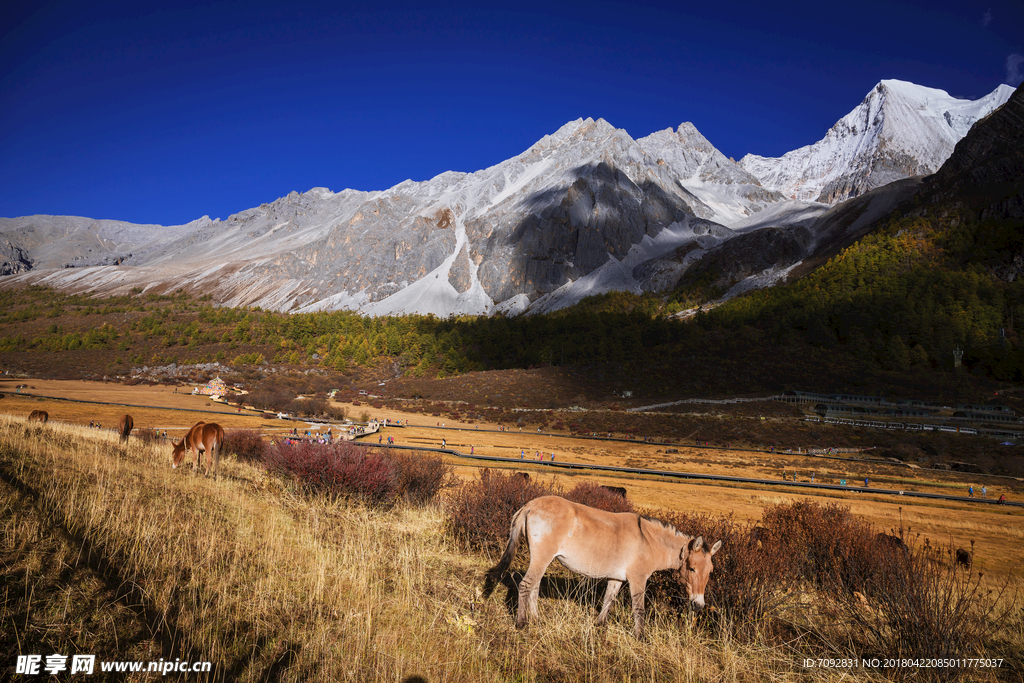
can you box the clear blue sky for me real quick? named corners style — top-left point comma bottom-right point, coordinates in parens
top-left (2, 0), bottom-right (1021, 226)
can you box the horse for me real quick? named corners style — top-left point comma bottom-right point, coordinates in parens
top-left (171, 421), bottom-right (225, 478)
top-left (28, 409), bottom-right (48, 423)
top-left (955, 548), bottom-right (972, 569)
top-left (483, 495), bottom-right (721, 638)
top-left (117, 414), bottom-right (134, 443)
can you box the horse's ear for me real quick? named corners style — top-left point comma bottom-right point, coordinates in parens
top-left (710, 540), bottom-right (722, 556)
top-left (690, 536), bottom-right (704, 552)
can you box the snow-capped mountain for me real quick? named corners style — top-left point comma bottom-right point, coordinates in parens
top-left (636, 122), bottom-right (791, 226)
top-left (1, 79), bottom-right (1017, 318)
top-left (739, 80), bottom-right (1015, 204)
top-left (0, 118), bottom-right (739, 316)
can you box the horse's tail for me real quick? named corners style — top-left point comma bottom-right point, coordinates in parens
top-left (212, 424), bottom-right (225, 479)
top-left (483, 505), bottom-right (529, 598)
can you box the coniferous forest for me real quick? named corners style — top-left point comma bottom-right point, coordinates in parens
top-left (1, 209), bottom-right (1023, 398)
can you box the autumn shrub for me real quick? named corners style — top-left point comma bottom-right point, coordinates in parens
top-left (444, 470), bottom-right (558, 553)
top-left (223, 429), bottom-right (266, 464)
top-left (834, 543), bottom-right (1013, 674)
top-left (760, 500), bottom-right (876, 592)
top-left (265, 440), bottom-right (397, 507)
top-left (287, 397), bottom-right (327, 418)
top-left (563, 481), bottom-right (633, 513)
top-left (246, 387), bottom-right (294, 412)
top-left (389, 451), bottom-right (456, 504)
top-left (325, 405), bottom-right (348, 421)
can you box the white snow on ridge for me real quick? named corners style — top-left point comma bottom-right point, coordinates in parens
top-left (739, 80), bottom-right (1015, 203)
top-left (528, 256), bottom-right (642, 316)
top-left (730, 199), bottom-right (827, 233)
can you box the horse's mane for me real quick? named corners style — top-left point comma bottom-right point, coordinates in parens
top-left (638, 513), bottom-right (715, 551)
top-left (639, 514), bottom-right (686, 538)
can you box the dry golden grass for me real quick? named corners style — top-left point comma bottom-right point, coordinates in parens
top-left (3, 379), bottom-right (1022, 581)
top-left (2, 411), bottom-right (1022, 681)
top-left (3, 414), bottom-right (896, 683)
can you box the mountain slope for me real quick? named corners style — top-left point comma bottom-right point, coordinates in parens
top-left (739, 80), bottom-right (1014, 205)
top-left (688, 84), bottom-right (1024, 380)
top-left (1, 80), bottom-right (1016, 318)
top-left (636, 122), bottom-right (792, 226)
top-left (1, 119), bottom-right (735, 316)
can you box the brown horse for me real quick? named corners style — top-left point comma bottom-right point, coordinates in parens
top-left (28, 409), bottom-right (48, 423)
top-left (171, 421), bottom-right (225, 478)
top-left (483, 495), bottom-right (722, 638)
top-left (117, 414), bottom-right (134, 443)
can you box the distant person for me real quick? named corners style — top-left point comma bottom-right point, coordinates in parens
top-left (982, 485), bottom-right (987, 498)
top-left (998, 494), bottom-right (1006, 504)
top-left (968, 485), bottom-right (974, 498)
top-left (864, 477), bottom-right (869, 487)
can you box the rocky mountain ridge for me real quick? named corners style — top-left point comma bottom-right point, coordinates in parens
top-left (1, 80), bottom-right (1017, 318)
top-left (739, 80), bottom-right (1014, 205)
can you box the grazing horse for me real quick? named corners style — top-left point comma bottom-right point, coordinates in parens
top-left (28, 409), bottom-right (48, 423)
top-left (955, 548), bottom-right (972, 569)
top-left (117, 414), bottom-right (134, 443)
top-left (483, 495), bottom-right (721, 638)
top-left (171, 421), bottom-right (225, 478)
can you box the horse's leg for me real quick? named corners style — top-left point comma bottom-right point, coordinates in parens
top-left (516, 553), bottom-right (554, 629)
top-left (629, 581), bottom-right (648, 639)
top-left (595, 579), bottom-right (624, 626)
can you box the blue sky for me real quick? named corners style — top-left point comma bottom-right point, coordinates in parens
top-left (2, 0), bottom-right (1021, 226)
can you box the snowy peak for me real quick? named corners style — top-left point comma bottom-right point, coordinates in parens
top-left (638, 122), bottom-right (758, 185)
top-left (739, 80), bottom-right (1015, 205)
top-left (636, 122), bottom-right (790, 226)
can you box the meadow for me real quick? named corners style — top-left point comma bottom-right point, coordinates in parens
top-left (2, 387), bottom-right (1023, 681)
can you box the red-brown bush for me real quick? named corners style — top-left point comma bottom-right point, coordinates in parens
top-left (264, 441), bottom-right (452, 508)
top-left (444, 470), bottom-right (557, 553)
top-left (224, 429), bottom-right (267, 464)
top-left (760, 500), bottom-right (875, 591)
top-left (388, 451), bottom-right (457, 505)
top-left (563, 481), bottom-right (633, 513)
top-left (265, 440), bottom-right (397, 506)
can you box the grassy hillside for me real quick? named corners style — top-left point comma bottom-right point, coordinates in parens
top-left (2, 415), bottom-right (1021, 682)
top-left (0, 274), bottom-right (1013, 408)
top-left (693, 210), bottom-right (1024, 381)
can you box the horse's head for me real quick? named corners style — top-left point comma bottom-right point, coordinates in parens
top-left (171, 438), bottom-right (188, 468)
top-left (678, 536), bottom-right (722, 610)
